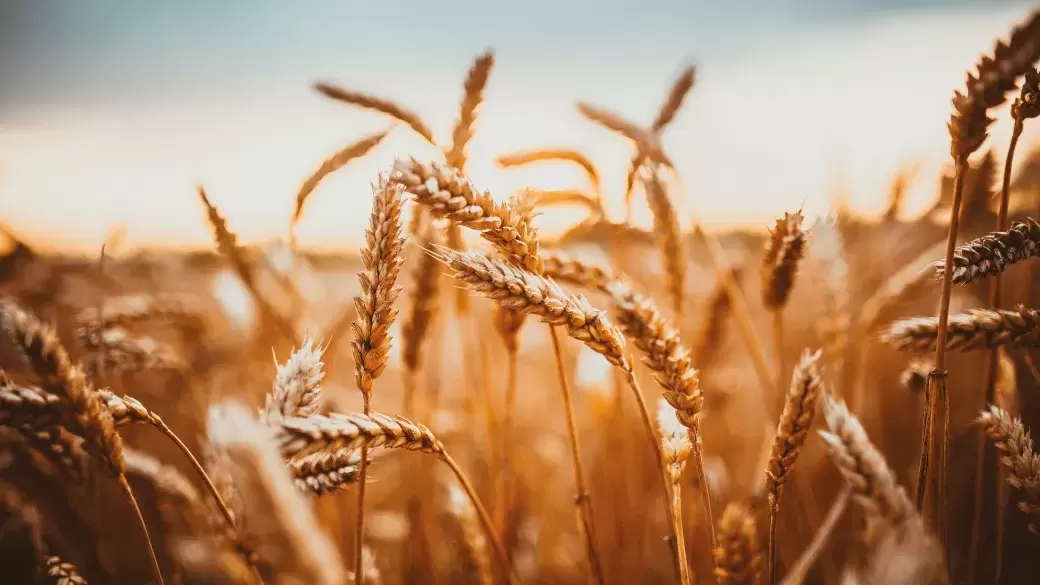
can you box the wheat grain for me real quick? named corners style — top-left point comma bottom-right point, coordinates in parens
top-left (290, 449), bottom-right (363, 496)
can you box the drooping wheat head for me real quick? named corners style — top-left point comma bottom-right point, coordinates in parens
top-left (932, 218), bottom-right (1040, 284)
top-left (882, 306), bottom-right (1040, 352)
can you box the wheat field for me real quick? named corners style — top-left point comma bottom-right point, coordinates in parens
top-left (7, 8), bottom-right (1040, 585)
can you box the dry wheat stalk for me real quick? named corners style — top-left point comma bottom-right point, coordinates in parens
top-left (446, 51), bottom-right (494, 172)
top-left (780, 488), bottom-right (851, 585)
top-left (264, 337), bottom-right (326, 422)
top-left (75, 294), bottom-right (201, 331)
top-left (208, 402), bottom-right (347, 585)
top-left (976, 405), bottom-right (1040, 530)
top-left (932, 218), bottom-right (1040, 284)
top-left (352, 179), bottom-right (405, 399)
top-left (762, 210), bottom-right (807, 311)
top-left (448, 484), bottom-right (492, 585)
top-left (495, 148), bottom-right (603, 196)
top-left (819, 396), bottom-right (915, 530)
top-left (291, 129), bottom-right (391, 242)
top-left (314, 83), bottom-right (436, 146)
top-left (714, 502), bottom-right (763, 585)
top-left (641, 166), bottom-right (686, 319)
top-left (882, 306), bottom-right (1040, 352)
top-left (197, 186), bottom-right (297, 343)
top-left (435, 249), bottom-right (625, 367)
top-left (390, 158), bottom-right (543, 274)
top-left (45, 556), bottom-right (88, 585)
top-left (290, 449), bottom-right (363, 496)
top-left (766, 349), bottom-right (824, 585)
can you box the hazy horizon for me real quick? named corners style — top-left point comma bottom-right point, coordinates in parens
top-left (1, 0), bottom-right (1037, 253)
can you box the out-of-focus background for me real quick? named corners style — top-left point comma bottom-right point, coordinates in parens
top-left (2, 0), bottom-right (1038, 251)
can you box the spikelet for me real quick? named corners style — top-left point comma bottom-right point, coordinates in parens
top-left (390, 159), bottom-right (543, 274)
top-left (45, 557), bottom-right (88, 585)
top-left (290, 449), bottom-right (364, 496)
top-left (352, 180), bottom-right (405, 398)
top-left (766, 349), bottom-right (823, 506)
top-left (435, 249), bottom-right (627, 368)
top-left (208, 402), bottom-right (346, 585)
top-left (1013, 67), bottom-right (1040, 120)
top-left (948, 9), bottom-right (1040, 159)
top-left (657, 398), bottom-right (692, 485)
top-left (714, 502), bottom-right (763, 585)
top-left (882, 306), bottom-right (1040, 352)
top-left (265, 337), bottom-right (326, 422)
top-left (932, 218), bottom-right (1040, 284)
top-left (762, 210), bottom-right (808, 310)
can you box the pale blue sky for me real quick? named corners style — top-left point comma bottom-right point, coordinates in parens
top-left (0, 1), bottom-right (1035, 251)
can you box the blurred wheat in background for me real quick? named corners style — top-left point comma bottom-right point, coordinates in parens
top-left (10, 2), bottom-right (1040, 585)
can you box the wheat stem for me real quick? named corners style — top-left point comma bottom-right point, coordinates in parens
top-left (550, 325), bottom-right (604, 585)
top-left (119, 473), bottom-right (166, 585)
top-left (778, 487), bottom-right (851, 585)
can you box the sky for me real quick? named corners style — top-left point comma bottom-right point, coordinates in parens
top-left (1, 0), bottom-right (1037, 253)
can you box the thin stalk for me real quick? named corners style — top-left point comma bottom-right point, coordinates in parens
top-left (969, 117), bottom-right (1022, 585)
top-left (621, 366), bottom-right (693, 581)
top-left (355, 395), bottom-right (371, 585)
top-left (403, 369), bottom-right (418, 417)
top-left (156, 422), bottom-right (237, 530)
top-left (693, 225), bottom-right (776, 416)
top-left (669, 483), bottom-right (692, 585)
top-left (119, 473), bottom-right (166, 585)
top-left (475, 318), bottom-right (497, 491)
top-left (496, 347), bottom-right (519, 537)
top-left (549, 325), bottom-right (604, 585)
top-left (442, 452), bottom-right (521, 585)
top-left (779, 487), bottom-right (851, 585)
top-left (925, 156), bottom-right (966, 557)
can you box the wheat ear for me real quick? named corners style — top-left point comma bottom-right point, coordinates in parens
top-left (45, 557), bottom-right (88, 585)
top-left (291, 129), bottom-right (390, 246)
top-left (0, 299), bottom-right (165, 585)
top-left (495, 148), bottom-right (603, 198)
top-left (314, 83), bottom-right (436, 145)
top-left (969, 67), bottom-right (1040, 583)
top-left (445, 50), bottom-right (494, 172)
top-left (882, 306), bottom-right (1040, 352)
top-left (765, 349), bottom-right (823, 585)
top-left (658, 399), bottom-right (694, 585)
top-left (401, 222), bottom-right (442, 415)
top-left (641, 166), bottom-right (686, 320)
top-left (976, 406), bottom-right (1040, 530)
top-left (263, 337), bottom-right (326, 422)
top-left (714, 502), bottom-right (763, 585)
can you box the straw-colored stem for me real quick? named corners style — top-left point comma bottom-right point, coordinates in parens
top-left (779, 487), bottom-right (851, 585)
top-left (923, 156), bottom-right (964, 559)
top-left (773, 310), bottom-right (785, 411)
top-left (355, 394), bottom-right (371, 585)
top-left (670, 484), bottom-right (692, 585)
top-left (119, 473), bottom-right (166, 585)
top-left (549, 325), bottom-right (604, 585)
top-left (621, 366), bottom-right (690, 580)
top-left (156, 421), bottom-right (237, 530)
top-left (694, 225), bottom-right (776, 416)
top-left (969, 116), bottom-right (1022, 585)
top-left (442, 452), bottom-right (521, 585)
